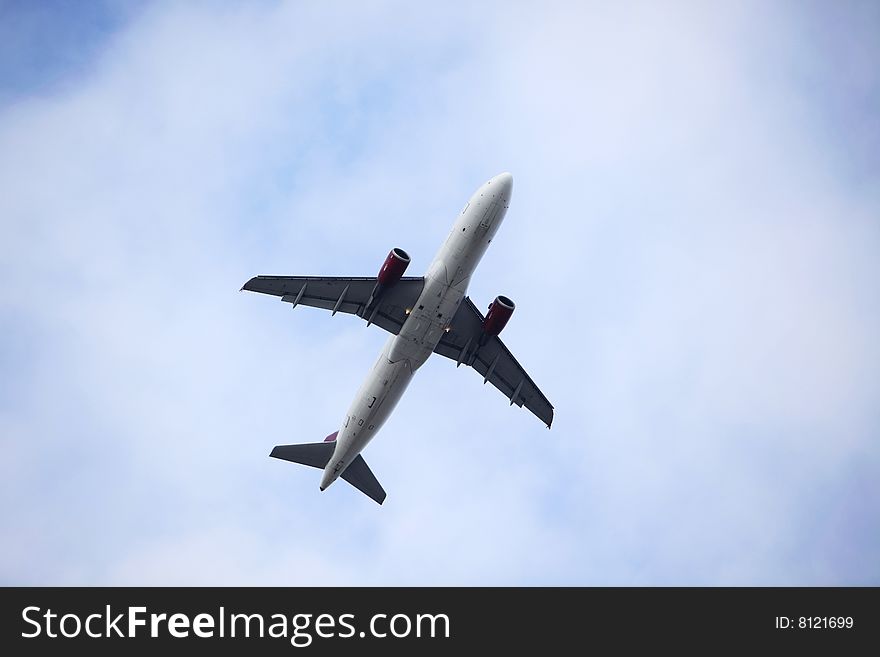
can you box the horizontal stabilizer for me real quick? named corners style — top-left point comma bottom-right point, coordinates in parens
top-left (340, 455), bottom-right (387, 505)
top-left (270, 442), bottom-right (334, 469)
top-left (270, 442), bottom-right (387, 504)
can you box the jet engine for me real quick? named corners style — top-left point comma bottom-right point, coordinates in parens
top-left (365, 249), bottom-right (411, 322)
top-left (377, 248), bottom-right (411, 286)
top-left (482, 295), bottom-right (515, 336)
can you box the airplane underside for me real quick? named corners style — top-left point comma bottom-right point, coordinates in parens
top-left (243, 173), bottom-right (553, 504)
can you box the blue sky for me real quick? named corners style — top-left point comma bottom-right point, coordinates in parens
top-left (1, 1), bottom-right (878, 585)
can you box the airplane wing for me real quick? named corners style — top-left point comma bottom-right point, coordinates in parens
top-left (242, 276), bottom-right (425, 336)
top-left (434, 297), bottom-right (554, 427)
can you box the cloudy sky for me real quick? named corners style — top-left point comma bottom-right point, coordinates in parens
top-left (1, 1), bottom-right (878, 585)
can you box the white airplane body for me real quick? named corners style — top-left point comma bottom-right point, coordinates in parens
top-left (243, 173), bottom-right (553, 504)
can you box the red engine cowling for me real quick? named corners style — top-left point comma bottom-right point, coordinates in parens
top-left (377, 248), bottom-right (411, 285)
top-left (483, 295), bottom-right (515, 336)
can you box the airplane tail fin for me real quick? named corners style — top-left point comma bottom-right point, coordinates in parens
top-left (270, 441), bottom-right (387, 505)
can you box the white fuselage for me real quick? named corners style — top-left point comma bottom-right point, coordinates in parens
top-left (320, 173), bottom-right (513, 490)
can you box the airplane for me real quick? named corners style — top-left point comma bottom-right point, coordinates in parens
top-left (242, 172), bottom-right (553, 504)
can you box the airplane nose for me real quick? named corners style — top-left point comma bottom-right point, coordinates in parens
top-left (490, 172), bottom-right (513, 200)
top-left (494, 172), bottom-right (513, 190)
